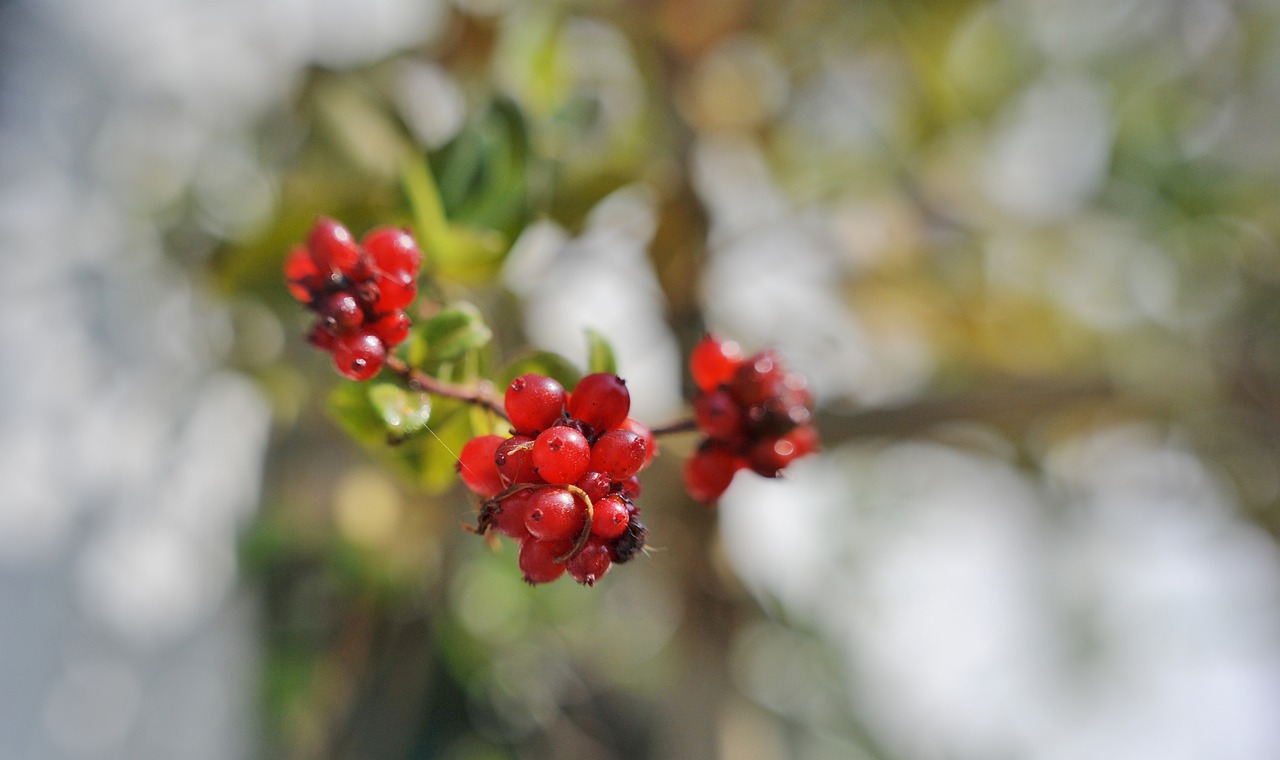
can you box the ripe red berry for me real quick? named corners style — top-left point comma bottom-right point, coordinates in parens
top-left (370, 269), bottom-right (417, 312)
top-left (568, 373), bottom-right (630, 432)
top-left (617, 475), bottom-right (642, 499)
top-left (369, 310), bottom-right (411, 347)
top-left (284, 247), bottom-right (319, 303)
top-left (693, 388), bottom-right (748, 441)
top-left (362, 227), bottom-right (422, 277)
top-left (620, 418), bottom-right (657, 469)
top-left (748, 424), bottom-right (820, 476)
top-left (589, 429), bottom-right (647, 480)
top-left (519, 538), bottom-right (572, 585)
top-left (575, 471), bottom-right (612, 503)
top-left (307, 217), bottom-right (363, 276)
top-left (495, 435), bottom-right (538, 486)
top-left (590, 495), bottom-right (630, 540)
top-left (567, 539), bottom-right (613, 586)
top-left (729, 350), bottom-right (786, 406)
top-left (457, 434), bottom-right (507, 497)
top-left (532, 426), bottom-right (591, 485)
top-left (504, 374), bottom-right (567, 435)
top-left (524, 487), bottom-right (586, 541)
top-left (690, 334), bottom-right (744, 392)
top-left (318, 291), bottom-right (364, 334)
top-left (488, 489), bottom-right (534, 540)
top-left (683, 443), bottom-right (743, 503)
top-left (331, 332), bottom-right (386, 381)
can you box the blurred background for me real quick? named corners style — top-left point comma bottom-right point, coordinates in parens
top-left (3, 0), bottom-right (1280, 758)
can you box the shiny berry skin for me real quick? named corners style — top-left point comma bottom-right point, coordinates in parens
top-left (575, 471), bottom-right (612, 503)
top-left (729, 351), bottom-right (786, 406)
top-left (589, 429), bottom-right (647, 480)
top-left (690, 334), bottom-right (744, 392)
top-left (524, 487), bottom-right (585, 541)
top-left (362, 227), bottom-right (422, 276)
top-left (307, 217), bottom-right (363, 276)
top-left (371, 269), bottom-right (417, 312)
top-left (369, 310), bottom-right (411, 347)
top-left (568, 373), bottom-right (630, 432)
top-left (620, 418), bottom-right (657, 469)
top-left (284, 247), bottom-right (319, 302)
top-left (489, 490), bottom-right (533, 539)
top-left (457, 435), bottom-right (507, 497)
top-left (590, 495), bottom-right (630, 540)
top-left (504, 374), bottom-right (568, 435)
top-left (746, 424), bottom-right (819, 477)
top-left (331, 332), bottom-right (386, 381)
top-left (683, 444), bottom-right (743, 503)
top-left (532, 426), bottom-right (591, 485)
top-left (567, 539), bottom-right (612, 586)
top-left (495, 436), bottom-right (538, 485)
top-left (318, 291), bottom-right (364, 334)
top-left (519, 538), bottom-right (572, 585)
top-left (693, 388), bottom-right (748, 441)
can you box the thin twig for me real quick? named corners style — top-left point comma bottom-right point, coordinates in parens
top-left (650, 417), bottom-right (699, 436)
top-left (383, 355), bottom-right (508, 419)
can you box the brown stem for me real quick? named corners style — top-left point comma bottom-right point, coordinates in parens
top-left (650, 416), bottom-right (698, 436)
top-left (383, 355), bottom-right (507, 419)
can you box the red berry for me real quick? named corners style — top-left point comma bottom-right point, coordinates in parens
top-left (306, 323), bottom-right (336, 351)
top-left (729, 351), bottom-right (787, 407)
top-left (748, 424), bottom-right (820, 476)
top-left (457, 434), bottom-right (506, 497)
top-left (370, 269), bottom-right (417, 312)
top-left (620, 418), bottom-right (657, 469)
top-left (307, 217), bottom-right (363, 276)
top-left (504, 374), bottom-right (567, 435)
top-left (524, 487), bottom-right (586, 541)
top-left (575, 471), bottom-right (612, 503)
top-left (693, 388), bottom-right (748, 441)
top-left (369, 310), bottom-right (411, 347)
top-left (683, 444), bottom-right (743, 503)
top-left (331, 332), bottom-right (386, 381)
top-left (567, 539), bottom-right (612, 586)
top-left (589, 429), bottom-right (647, 479)
top-left (609, 517), bottom-right (647, 564)
top-left (362, 227), bottom-right (422, 277)
top-left (590, 495), bottom-right (630, 540)
top-left (568, 373), bottom-right (630, 432)
top-left (690, 334), bottom-right (744, 392)
top-left (532, 426), bottom-right (591, 485)
top-left (284, 246), bottom-right (320, 303)
top-left (495, 435), bottom-right (538, 485)
top-left (519, 538), bottom-right (572, 585)
top-left (489, 489), bottom-right (534, 539)
top-left (317, 291), bottom-right (364, 334)
top-left (617, 475), bottom-right (642, 499)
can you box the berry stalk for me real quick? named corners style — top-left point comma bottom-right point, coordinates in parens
top-left (383, 355), bottom-right (507, 419)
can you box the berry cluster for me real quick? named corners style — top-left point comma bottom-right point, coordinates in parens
top-left (682, 335), bottom-right (819, 502)
top-left (284, 217), bottom-right (421, 380)
top-left (457, 372), bottom-right (654, 586)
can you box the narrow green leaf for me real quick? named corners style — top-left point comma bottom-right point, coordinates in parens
top-left (418, 408), bottom-right (474, 493)
top-left (367, 383), bottom-right (431, 439)
top-left (495, 349), bottom-right (581, 390)
top-left (420, 303), bottom-right (493, 362)
top-left (585, 329), bottom-right (617, 375)
top-left (401, 157), bottom-right (449, 270)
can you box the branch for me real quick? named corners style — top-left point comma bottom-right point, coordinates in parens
top-left (383, 355), bottom-right (508, 419)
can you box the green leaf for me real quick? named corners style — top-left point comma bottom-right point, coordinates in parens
top-left (327, 382), bottom-right (389, 448)
top-left (420, 303), bottom-right (493, 362)
top-left (401, 157), bottom-right (449, 271)
top-left (496, 349), bottom-right (581, 390)
top-left (417, 406), bottom-right (475, 493)
top-left (585, 329), bottom-right (617, 374)
top-left (367, 383), bottom-right (431, 439)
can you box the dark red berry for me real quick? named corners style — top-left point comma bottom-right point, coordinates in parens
top-left (693, 388), bottom-right (748, 441)
top-left (362, 227), bottom-right (422, 277)
top-left (616, 475), bottom-right (642, 499)
top-left (746, 424), bottom-right (819, 476)
top-left (495, 436), bottom-right (538, 486)
top-left (317, 291), bottom-right (364, 334)
top-left (620, 418), bottom-right (657, 469)
top-left (307, 217), bottom-right (363, 276)
top-left (504, 374), bottom-right (568, 435)
top-left (568, 373), bottom-right (630, 432)
top-left (524, 487), bottom-right (586, 541)
top-left (369, 310), bottom-right (411, 347)
top-left (728, 350), bottom-right (786, 406)
top-left (690, 334), bottom-right (744, 392)
top-left (589, 429), bottom-right (647, 479)
top-left (683, 443), bottom-right (742, 503)
top-left (371, 269), bottom-right (417, 312)
top-left (575, 471), bottom-right (612, 503)
top-left (284, 247), bottom-right (320, 303)
top-left (532, 426), bottom-right (591, 485)
top-left (519, 538), bottom-right (572, 585)
top-left (457, 434), bottom-right (506, 497)
top-left (567, 539), bottom-right (613, 586)
top-left (590, 495), bottom-right (630, 540)
top-left (331, 332), bottom-right (386, 381)
top-left (306, 323), bottom-right (337, 351)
